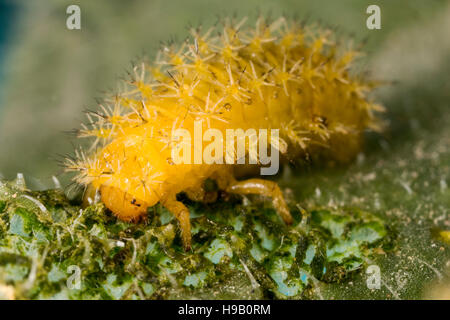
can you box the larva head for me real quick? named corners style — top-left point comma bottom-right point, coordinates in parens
top-left (66, 16), bottom-right (383, 213)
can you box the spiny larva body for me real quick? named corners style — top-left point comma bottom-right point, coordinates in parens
top-left (66, 17), bottom-right (383, 250)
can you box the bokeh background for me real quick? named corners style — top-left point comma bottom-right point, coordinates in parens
top-left (0, 0), bottom-right (449, 299)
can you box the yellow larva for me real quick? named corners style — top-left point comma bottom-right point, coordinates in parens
top-left (66, 17), bottom-right (383, 250)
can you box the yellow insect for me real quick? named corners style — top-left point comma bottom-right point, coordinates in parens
top-left (66, 17), bottom-right (383, 250)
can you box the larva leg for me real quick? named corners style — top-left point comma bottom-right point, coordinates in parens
top-left (226, 179), bottom-right (293, 225)
top-left (185, 186), bottom-right (218, 203)
top-left (185, 188), bottom-right (206, 202)
top-left (161, 195), bottom-right (192, 251)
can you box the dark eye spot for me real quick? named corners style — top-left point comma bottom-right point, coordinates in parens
top-left (131, 198), bottom-right (142, 207)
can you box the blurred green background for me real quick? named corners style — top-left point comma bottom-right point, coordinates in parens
top-left (0, 0), bottom-right (449, 299)
top-left (0, 0), bottom-right (448, 186)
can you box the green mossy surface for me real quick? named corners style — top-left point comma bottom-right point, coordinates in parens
top-left (0, 178), bottom-right (395, 299)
